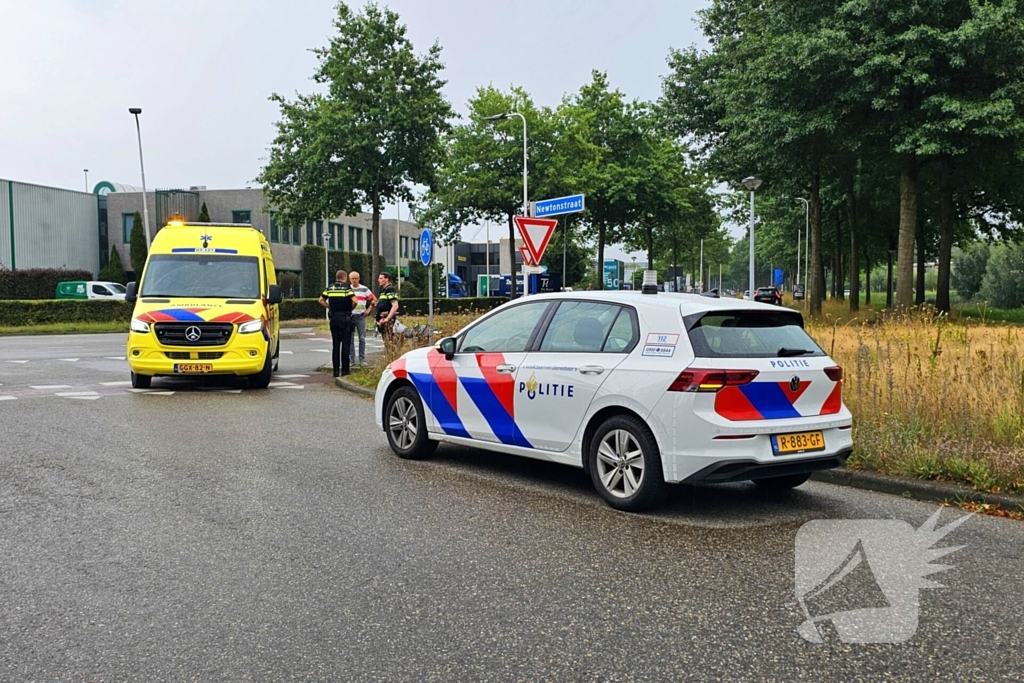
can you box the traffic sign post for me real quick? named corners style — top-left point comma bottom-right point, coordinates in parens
top-left (533, 194), bottom-right (585, 218)
top-left (513, 216), bottom-right (557, 296)
top-left (421, 229), bottom-right (434, 336)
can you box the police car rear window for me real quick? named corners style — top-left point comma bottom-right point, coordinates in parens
top-left (685, 311), bottom-right (825, 359)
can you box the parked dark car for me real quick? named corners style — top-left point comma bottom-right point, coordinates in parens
top-left (793, 284), bottom-right (805, 301)
top-left (754, 286), bottom-right (783, 305)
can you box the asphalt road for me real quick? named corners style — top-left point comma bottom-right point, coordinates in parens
top-left (1, 334), bottom-right (1022, 681)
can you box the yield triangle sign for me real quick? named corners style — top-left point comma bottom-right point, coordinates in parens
top-left (519, 246), bottom-right (537, 267)
top-left (514, 216), bottom-right (558, 265)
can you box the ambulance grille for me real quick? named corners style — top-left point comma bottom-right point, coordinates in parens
top-left (154, 322), bottom-right (234, 346)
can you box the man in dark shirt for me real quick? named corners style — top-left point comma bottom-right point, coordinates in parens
top-left (375, 271), bottom-right (400, 343)
top-left (319, 270), bottom-right (355, 377)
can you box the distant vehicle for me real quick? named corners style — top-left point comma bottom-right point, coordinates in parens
top-left (374, 290), bottom-right (852, 511)
top-left (440, 273), bottom-right (470, 298)
top-left (55, 280), bottom-right (127, 300)
top-left (793, 284), bottom-right (806, 301)
top-left (754, 286), bottom-right (783, 306)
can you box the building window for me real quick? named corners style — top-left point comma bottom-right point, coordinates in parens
top-left (349, 226), bottom-right (362, 253)
top-left (232, 210), bottom-right (251, 224)
top-left (292, 221), bottom-right (300, 245)
top-left (281, 224), bottom-right (290, 244)
top-left (315, 220), bottom-right (324, 247)
top-left (329, 222), bottom-right (343, 250)
top-left (400, 236), bottom-right (409, 258)
top-left (413, 239), bottom-right (418, 261)
top-left (268, 213), bottom-right (279, 242)
top-left (122, 213), bottom-right (134, 243)
top-left (306, 221), bottom-right (313, 245)
top-left (366, 228), bottom-right (372, 254)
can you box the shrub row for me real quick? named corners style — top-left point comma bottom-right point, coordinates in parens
top-left (301, 246), bottom-right (386, 298)
top-left (0, 268), bottom-right (95, 300)
top-left (0, 296), bottom-right (508, 327)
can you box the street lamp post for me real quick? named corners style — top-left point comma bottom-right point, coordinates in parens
top-left (84, 169), bottom-right (89, 193)
top-left (128, 108), bottom-right (152, 251)
top-left (484, 112), bottom-right (528, 297)
top-left (323, 230), bottom-right (332, 320)
top-left (742, 176), bottom-right (762, 298)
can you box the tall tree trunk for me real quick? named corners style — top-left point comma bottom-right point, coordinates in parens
top-left (835, 214), bottom-right (844, 301)
top-left (809, 171), bottom-right (824, 316)
top-left (672, 238), bottom-right (678, 292)
top-left (916, 218), bottom-right (926, 305)
top-left (847, 182), bottom-right (860, 311)
top-left (508, 212), bottom-right (518, 298)
top-left (886, 250), bottom-right (894, 309)
top-left (896, 153), bottom-right (917, 309)
top-left (646, 225), bottom-right (654, 274)
top-left (864, 250), bottom-right (871, 306)
top-left (371, 199), bottom-right (381, 295)
top-left (596, 224), bottom-right (606, 291)
top-left (936, 160), bottom-right (955, 312)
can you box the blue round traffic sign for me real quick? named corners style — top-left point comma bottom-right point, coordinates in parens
top-left (420, 229), bottom-right (433, 266)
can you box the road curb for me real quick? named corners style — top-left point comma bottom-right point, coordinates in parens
top-left (811, 468), bottom-right (1023, 509)
top-left (333, 376), bottom-right (375, 398)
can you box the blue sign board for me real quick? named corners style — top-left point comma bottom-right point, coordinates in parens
top-left (534, 194), bottom-right (585, 218)
top-left (420, 229), bottom-right (433, 266)
top-left (773, 268), bottom-right (784, 286)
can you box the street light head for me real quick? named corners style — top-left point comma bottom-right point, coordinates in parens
top-left (128, 107), bottom-right (142, 115)
top-left (742, 176), bottom-right (762, 192)
top-left (483, 113), bottom-right (510, 121)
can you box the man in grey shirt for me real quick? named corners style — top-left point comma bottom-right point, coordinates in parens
top-left (349, 271), bottom-right (376, 366)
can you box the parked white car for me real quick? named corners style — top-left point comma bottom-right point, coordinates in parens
top-left (374, 291), bottom-right (853, 511)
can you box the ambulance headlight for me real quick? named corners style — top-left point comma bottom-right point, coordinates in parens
top-left (238, 319), bottom-right (264, 334)
top-left (130, 318), bottom-right (151, 333)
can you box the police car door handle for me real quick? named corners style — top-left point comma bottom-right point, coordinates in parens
top-left (496, 364), bottom-right (516, 374)
top-left (579, 365), bottom-right (605, 375)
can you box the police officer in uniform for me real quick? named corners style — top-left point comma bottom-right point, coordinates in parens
top-left (319, 270), bottom-right (355, 377)
top-left (375, 271), bottom-right (400, 342)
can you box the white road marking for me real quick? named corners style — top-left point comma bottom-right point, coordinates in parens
top-left (211, 389), bottom-right (243, 394)
top-left (56, 391), bottom-right (99, 397)
top-left (142, 391), bottom-right (176, 396)
top-left (275, 374), bottom-right (309, 379)
top-left (105, 356), bottom-right (127, 360)
top-left (271, 385), bottom-right (304, 390)
top-left (58, 358), bottom-right (80, 362)
top-left (126, 388), bottom-right (156, 393)
top-left (280, 350), bottom-right (294, 354)
top-left (6, 360), bottom-right (29, 364)
top-left (0, 396), bottom-right (17, 401)
top-left (312, 349), bottom-right (331, 353)
top-left (101, 381), bottom-right (133, 387)
top-left (30, 385), bottom-right (72, 390)
top-left (268, 381), bottom-right (297, 387)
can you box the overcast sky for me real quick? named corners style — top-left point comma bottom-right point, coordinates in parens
top-left (1, 0), bottom-right (711, 257)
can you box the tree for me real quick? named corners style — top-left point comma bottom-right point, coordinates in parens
top-left (257, 2), bottom-right (453, 293)
top-left (420, 86), bottom-right (554, 298)
top-left (98, 246), bottom-right (126, 284)
top-left (951, 242), bottom-right (990, 302)
top-left (197, 202), bottom-right (210, 222)
top-left (129, 211), bottom-right (147, 276)
top-left (979, 243), bottom-right (1024, 309)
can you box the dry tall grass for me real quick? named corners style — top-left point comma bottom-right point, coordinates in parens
top-left (805, 307), bottom-right (1024, 493)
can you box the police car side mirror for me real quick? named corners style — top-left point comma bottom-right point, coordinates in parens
top-left (437, 337), bottom-right (456, 360)
top-left (267, 284), bottom-right (282, 305)
top-left (125, 281), bottom-right (138, 303)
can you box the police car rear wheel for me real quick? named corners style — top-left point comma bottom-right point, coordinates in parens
top-left (130, 371), bottom-right (151, 389)
top-left (588, 415), bottom-right (665, 512)
top-left (386, 386), bottom-right (436, 460)
top-left (752, 472), bottom-right (811, 491)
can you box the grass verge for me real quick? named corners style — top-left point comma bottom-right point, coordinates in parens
top-left (0, 321), bottom-right (128, 335)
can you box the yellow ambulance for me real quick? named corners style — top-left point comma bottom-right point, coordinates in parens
top-left (124, 221), bottom-right (282, 389)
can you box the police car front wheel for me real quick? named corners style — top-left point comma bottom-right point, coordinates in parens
top-left (588, 415), bottom-right (665, 512)
top-left (386, 386), bottom-right (437, 460)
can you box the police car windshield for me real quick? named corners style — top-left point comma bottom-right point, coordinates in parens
top-left (686, 311), bottom-right (825, 359)
top-left (140, 254), bottom-right (260, 299)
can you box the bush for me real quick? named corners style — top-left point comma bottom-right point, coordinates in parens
top-left (98, 247), bottom-right (127, 284)
top-left (129, 210), bottom-right (147, 275)
top-left (0, 268), bottom-right (95, 300)
top-left (979, 243), bottom-right (1024, 309)
top-left (277, 272), bottom-right (301, 299)
top-left (952, 242), bottom-right (990, 301)
top-left (197, 202), bottom-right (210, 222)
top-left (301, 245), bottom-right (386, 297)
top-left (398, 281), bottom-right (422, 298)
top-left (0, 299), bottom-right (133, 325)
top-left (280, 298), bottom-right (324, 320)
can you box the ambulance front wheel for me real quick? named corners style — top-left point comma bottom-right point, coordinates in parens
top-left (130, 371), bottom-right (151, 389)
top-left (386, 385), bottom-right (437, 460)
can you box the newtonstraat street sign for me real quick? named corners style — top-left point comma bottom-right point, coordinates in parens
top-left (532, 194), bottom-right (585, 218)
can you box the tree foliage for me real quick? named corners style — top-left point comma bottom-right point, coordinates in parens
top-left (258, 2), bottom-right (452, 293)
top-left (129, 211), bottom-right (147, 276)
top-left (98, 246), bottom-right (126, 284)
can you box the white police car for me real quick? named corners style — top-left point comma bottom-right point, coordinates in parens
top-left (374, 290), bottom-right (853, 512)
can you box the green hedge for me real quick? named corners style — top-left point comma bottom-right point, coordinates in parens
top-left (0, 299), bottom-right (133, 326)
top-left (301, 245), bottom-right (386, 297)
top-left (0, 268), bottom-right (95, 300)
top-left (0, 296), bottom-right (508, 327)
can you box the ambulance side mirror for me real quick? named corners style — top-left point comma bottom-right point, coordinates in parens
top-left (437, 337), bottom-right (456, 360)
top-left (267, 284), bottom-right (282, 305)
top-left (125, 281), bottom-right (138, 303)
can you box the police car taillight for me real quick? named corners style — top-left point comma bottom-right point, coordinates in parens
top-left (824, 366), bottom-right (843, 382)
top-left (668, 369), bottom-right (759, 392)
